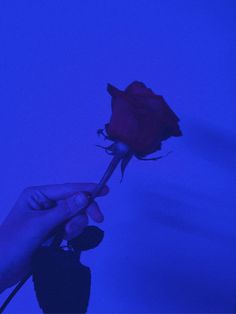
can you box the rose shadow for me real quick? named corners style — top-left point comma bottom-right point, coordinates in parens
top-left (32, 226), bottom-right (104, 314)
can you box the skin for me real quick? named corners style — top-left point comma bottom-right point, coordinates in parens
top-left (0, 182), bottom-right (109, 293)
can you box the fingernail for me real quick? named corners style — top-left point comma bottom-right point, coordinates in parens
top-left (102, 185), bottom-right (109, 194)
top-left (98, 185), bottom-right (109, 196)
top-left (96, 212), bottom-right (104, 223)
top-left (74, 192), bottom-right (89, 210)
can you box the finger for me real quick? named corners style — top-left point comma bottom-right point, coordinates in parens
top-left (86, 201), bottom-right (104, 223)
top-left (42, 192), bottom-right (89, 227)
top-left (23, 183), bottom-right (109, 203)
top-left (30, 191), bottom-right (105, 238)
top-left (65, 192), bottom-right (90, 217)
top-left (64, 214), bottom-right (88, 241)
top-left (27, 190), bottom-right (56, 210)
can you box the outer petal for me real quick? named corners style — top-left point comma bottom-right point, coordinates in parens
top-left (106, 94), bottom-right (139, 149)
top-left (106, 81), bottom-right (182, 156)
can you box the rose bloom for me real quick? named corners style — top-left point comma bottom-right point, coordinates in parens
top-left (105, 81), bottom-right (182, 157)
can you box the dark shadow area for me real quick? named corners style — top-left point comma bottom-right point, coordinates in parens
top-left (32, 226), bottom-right (104, 314)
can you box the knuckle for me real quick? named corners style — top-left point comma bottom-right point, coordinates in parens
top-left (22, 186), bottom-right (34, 196)
top-left (23, 186), bottom-right (36, 192)
top-left (22, 187), bottom-right (42, 206)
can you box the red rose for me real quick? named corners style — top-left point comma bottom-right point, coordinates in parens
top-left (105, 81), bottom-right (182, 156)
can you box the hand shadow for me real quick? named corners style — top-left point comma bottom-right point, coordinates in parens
top-left (32, 226), bottom-right (104, 314)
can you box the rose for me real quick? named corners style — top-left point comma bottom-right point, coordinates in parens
top-left (105, 81), bottom-right (182, 157)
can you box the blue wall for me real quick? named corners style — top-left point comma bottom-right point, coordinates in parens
top-left (0, 0), bottom-right (236, 312)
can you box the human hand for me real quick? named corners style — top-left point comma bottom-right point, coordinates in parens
top-left (0, 183), bottom-right (109, 292)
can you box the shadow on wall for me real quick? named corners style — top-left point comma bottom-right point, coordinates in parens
top-left (146, 193), bottom-right (236, 247)
top-left (184, 119), bottom-right (236, 171)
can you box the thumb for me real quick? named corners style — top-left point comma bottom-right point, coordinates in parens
top-left (41, 192), bottom-right (90, 230)
top-left (67, 192), bottom-right (90, 218)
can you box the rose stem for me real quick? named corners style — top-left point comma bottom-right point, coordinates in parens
top-left (51, 153), bottom-right (123, 247)
top-left (0, 154), bottom-right (125, 313)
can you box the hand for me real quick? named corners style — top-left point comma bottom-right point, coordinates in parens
top-left (0, 183), bottom-right (109, 292)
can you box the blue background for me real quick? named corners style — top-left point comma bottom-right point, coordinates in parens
top-left (0, 0), bottom-right (236, 312)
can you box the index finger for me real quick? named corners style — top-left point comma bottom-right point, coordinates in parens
top-left (26, 183), bottom-right (109, 201)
